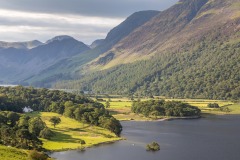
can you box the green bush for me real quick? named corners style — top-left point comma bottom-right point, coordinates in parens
top-left (146, 142), bottom-right (160, 151)
top-left (28, 150), bottom-right (48, 160)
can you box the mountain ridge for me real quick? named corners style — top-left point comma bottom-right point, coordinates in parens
top-left (0, 40), bottom-right (43, 50)
top-left (53, 0), bottom-right (240, 100)
top-left (24, 10), bottom-right (160, 86)
top-left (0, 36), bottom-right (90, 84)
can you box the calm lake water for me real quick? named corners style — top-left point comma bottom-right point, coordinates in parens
top-left (50, 115), bottom-right (240, 160)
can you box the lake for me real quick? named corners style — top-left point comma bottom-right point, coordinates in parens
top-left (50, 115), bottom-right (240, 160)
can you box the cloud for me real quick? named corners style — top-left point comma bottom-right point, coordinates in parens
top-left (0, 0), bottom-right (178, 44)
top-left (0, 0), bottom-right (178, 18)
top-left (0, 9), bottom-right (123, 44)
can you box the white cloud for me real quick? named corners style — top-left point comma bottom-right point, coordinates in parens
top-left (0, 9), bottom-right (123, 44)
top-left (0, 0), bottom-right (178, 44)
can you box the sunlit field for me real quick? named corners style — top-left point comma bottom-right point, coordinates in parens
top-left (28, 112), bottom-right (121, 151)
top-left (0, 145), bottom-right (28, 160)
top-left (94, 96), bottom-right (239, 120)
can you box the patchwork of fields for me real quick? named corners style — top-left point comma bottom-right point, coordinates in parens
top-left (97, 97), bottom-right (239, 120)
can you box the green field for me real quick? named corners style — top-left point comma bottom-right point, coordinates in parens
top-left (99, 100), bottom-right (151, 121)
top-left (28, 112), bottom-right (121, 151)
top-left (97, 97), bottom-right (240, 120)
top-left (0, 145), bottom-right (28, 160)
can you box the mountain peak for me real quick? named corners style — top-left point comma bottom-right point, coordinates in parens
top-left (46, 35), bottom-right (75, 44)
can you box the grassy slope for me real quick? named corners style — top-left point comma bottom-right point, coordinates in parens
top-left (28, 112), bottom-right (121, 151)
top-left (0, 145), bottom-right (28, 160)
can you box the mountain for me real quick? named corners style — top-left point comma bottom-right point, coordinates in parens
top-left (0, 40), bottom-right (43, 49)
top-left (54, 0), bottom-right (240, 100)
top-left (24, 10), bottom-right (160, 86)
top-left (46, 35), bottom-right (74, 44)
top-left (90, 39), bottom-right (105, 49)
top-left (0, 36), bottom-right (90, 84)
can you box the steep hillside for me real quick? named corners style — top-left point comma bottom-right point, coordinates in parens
top-left (0, 36), bottom-right (89, 84)
top-left (26, 11), bottom-right (159, 86)
top-left (85, 0), bottom-right (231, 70)
top-left (54, 0), bottom-right (240, 100)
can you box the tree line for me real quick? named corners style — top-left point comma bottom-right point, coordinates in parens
top-left (131, 100), bottom-right (201, 117)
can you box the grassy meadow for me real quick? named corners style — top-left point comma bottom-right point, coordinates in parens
top-left (0, 145), bottom-right (28, 160)
top-left (27, 112), bottom-right (121, 151)
top-left (99, 100), bottom-right (151, 121)
top-left (95, 96), bottom-right (240, 120)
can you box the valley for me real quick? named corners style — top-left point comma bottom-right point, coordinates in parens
top-left (0, 0), bottom-right (239, 160)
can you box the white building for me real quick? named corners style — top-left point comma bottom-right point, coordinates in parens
top-left (23, 106), bottom-right (33, 113)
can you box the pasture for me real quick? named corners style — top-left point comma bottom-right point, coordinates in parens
top-left (0, 145), bottom-right (28, 160)
top-left (96, 97), bottom-right (239, 120)
top-left (28, 112), bottom-right (121, 151)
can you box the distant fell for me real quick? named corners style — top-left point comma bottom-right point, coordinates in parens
top-left (25, 10), bottom-right (160, 86)
top-left (0, 40), bottom-right (43, 49)
top-left (0, 36), bottom-right (89, 84)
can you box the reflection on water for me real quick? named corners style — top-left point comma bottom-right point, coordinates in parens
top-left (50, 115), bottom-right (240, 160)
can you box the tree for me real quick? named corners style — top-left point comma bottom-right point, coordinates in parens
top-left (7, 112), bottom-right (20, 126)
top-left (207, 103), bottom-right (220, 108)
top-left (105, 101), bottom-right (110, 108)
top-left (99, 117), bottom-right (122, 136)
top-left (78, 139), bottom-right (86, 146)
top-left (16, 129), bottom-right (32, 149)
top-left (39, 128), bottom-right (55, 139)
top-left (49, 116), bottom-right (61, 128)
top-left (64, 107), bottom-right (75, 118)
top-left (28, 117), bottom-right (46, 136)
top-left (18, 116), bottom-right (30, 129)
top-left (220, 106), bottom-right (231, 113)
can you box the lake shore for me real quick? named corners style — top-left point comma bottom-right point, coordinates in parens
top-left (49, 115), bottom-right (240, 160)
top-left (120, 115), bottom-right (201, 122)
top-left (46, 138), bottom-right (123, 152)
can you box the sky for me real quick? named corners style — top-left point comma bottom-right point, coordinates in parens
top-left (0, 0), bottom-right (178, 44)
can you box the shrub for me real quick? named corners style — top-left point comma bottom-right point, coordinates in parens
top-left (146, 142), bottom-right (160, 151)
top-left (207, 103), bottom-right (220, 108)
top-left (28, 150), bottom-right (48, 160)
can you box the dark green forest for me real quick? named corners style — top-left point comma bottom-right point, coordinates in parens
top-left (0, 111), bottom-right (47, 150)
top-left (132, 100), bottom-right (201, 117)
top-left (54, 29), bottom-right (240, 100)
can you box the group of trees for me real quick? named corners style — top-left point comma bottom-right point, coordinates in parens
top-left (131, 100), bottom-right (201, 117)
top-left (207, 103), bottom-right (220, 108)
top-left (0, 86), bottom-right (92, 113)
top-left (63, 101), bottom-right (122, 135)
top-left (0, 86), bottom-right (122, 136)
top-left (0, 111), bottom-right (53, 150)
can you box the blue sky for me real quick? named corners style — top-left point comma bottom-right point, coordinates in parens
top-left (0, 0), bottom-right (178, 44)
